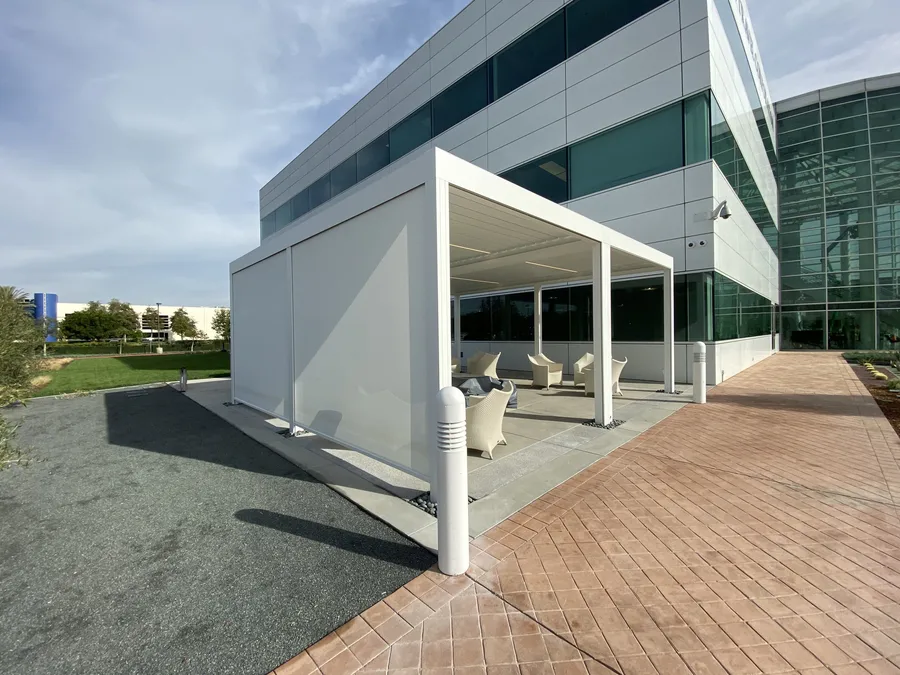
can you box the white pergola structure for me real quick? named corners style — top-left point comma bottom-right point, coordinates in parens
top-left (230, 148), bottom-right (674, 488)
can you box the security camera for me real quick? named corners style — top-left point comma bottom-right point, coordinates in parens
top-left (713, 200), bottom-right (732, 220)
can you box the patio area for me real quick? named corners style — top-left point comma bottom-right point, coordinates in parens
top-left (185, 368), bottom-right (688, 548)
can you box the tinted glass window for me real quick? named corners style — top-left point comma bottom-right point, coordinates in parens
top-left (566, 0), bottom-right (668, 57)
top-left (357, 133), bottom-right (390, 182)
top-left (460, 297), bottom-right (491, 341)
top-left (684, 93), bottom-right (711, 165)
top-left (570, 102), bottom-right (683, 198)
top-left (612, 278), bottom-right (663, 341)
top-left (433, 65), bottom-right (489, 137)
top-left (569, 285), bottom-right (593, 341)
top-left (290, 189), bottom-right (309, 221)
top-left (308, 173), bottom-right (331, 210)
top-left (261, 212), bottom-right (276, 239)
top-left (542, 287), bottom-right (570, 341)
top-left (490, 293), bottom-right (533, 341)
top-left (275, 201), bottom-right (292, 229)
top-left (331, 155), bottom-right (357, 197)
top-left (390, 103), bottom-right (432, 162)
top-left (500, 149), bottom-right (569, 203)
top-left (493, 12), bottom-right (565, 100)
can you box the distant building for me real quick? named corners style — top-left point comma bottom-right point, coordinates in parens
top-left (55, 301), bottom-right (227, 341)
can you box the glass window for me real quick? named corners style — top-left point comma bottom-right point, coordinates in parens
top-left (825, 175), bottom-right (872, 197)
top-left (330, 155), bottom-right (357, 197)
top-left (493, 12), bottom-right (565, 100)
top-left (828, 286), bottom-right (875, 303)
top-left (782, 259), bottom-right (824, 276)
top-left (308, 172), bottom-right (331, 210)
top-left (566, 0), bottom-right (668, 57)
top-left (778, 108), bottom-right (821, 133)
top-left (684, 93), bottom-right (711, 164)
top-left (823, 144), bottom-right (870, 165)
top-left (870, 110), bottom-right (900, 129)
top-left (570, 102), bottom-right (683, 198)
top-left (782, 310), bottom-right (825, 349)
top-left (823, 159), bottom-right (870, 182)
top-left (875, 173), bottom-right (900, 193)
top-left (781, 243), bottom-right (825, 263)
top-left (684, 272), bottom-right (714, 342)
top-left (872, 140), bottom-right (900, 159)
top-left (390, 103), bottom-right (432, 162)
top-left (823, 130), bottom-right (870, 152)
top-left (713, 274), bottom-right (740, 341)
top-left (261, 212), bottom-right (276, 239)
top-left (872, 126), bottom-right (900, 145)
top-left (290, 189), bottom-right (310, 221)
top-left (822, 115), bottom-right (869, 137)
top-left (781, 214), bottom-right (824, 247)
top-left (490, 292), bottom-right (534, 341)
top-left (828, 310), bottom-right (875, 349)
top-left (778, 139), bottom-right (822, 163)
top-left (542, 287), bottom-right (570, 341)
top-left (432, 65), bottom-right (489, 137)
top-left (460, 297), bottom-right (491, 341)
top-left (569, 285), bottom-right (593, 341)
top-left (780, 168), bottom-right (823, 190)
top-left (782, 274), bottom-right (825, 292)
top-left (869, 91), bottom-right (900, 113)
top-left (826, 191), bottom-right (871, 212)
top-left (781, 199), bottom-right (823, 220)
top-left (500, 149), bottom-right (569, 203)
top-left (357, 133), bottom-right (390, 182)
top-left (874, 157), bottom-right (900, 174)
top-left (780, 125), bottom-right (821, 148)
top-left (821, 95), bottom-right (867, 121)
top-left (274, 201), bottom-right (292, 230)
top-left (878, 271), bottom-right (900, 301)
top-left (782, 288), bottom-right (826, 304)
top-left (781, 183), bottom-right (823, 204)
top-left (878, 309), bottom-right (900, 349)
top-left (611, 278), bottom-right (663, 341)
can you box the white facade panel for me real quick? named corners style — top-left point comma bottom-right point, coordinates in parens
top-left (433, 109), bottom-right (489, 155)
top-left (488, 65), bottom-right (565, 128)
top-left (713, 334), bottom-right (774, 383)
top-left (486, 0), bottom-right (563, 54)
top-left (431, 38), bottom-right (488, 97)
top-left (600, 205), bottom-right (686, 246)
top-left (682, 53), bottom-right (712, 96)
top-left (430, 0), bottom-right (486, 56)
top-left (680, 0), bottom-right (709, 28)
top-left (565, 2), bottom-right (681, 88)
top-left (431, 19), bottom-right (486, 85)
top-left (232, 251), bottom-right (291, 418)
top-left (486, 119), bottom-right (566, 173)
top-left (566, 34), bottom-right (682, 116)
top-left (566, 66), bottom-right (683, 144)
top-left (681, 19), bottom-right (710, 62)
top-left (389, 62), bottom-right (431, 110)
top-left (567, 170), bottom-right (686, 224)
top-left (291, 187), bottom-right (436, 479)
top-left (386, 43), bottom-right (431, 92)
top-left (487, 92), bottom-right (566, 152)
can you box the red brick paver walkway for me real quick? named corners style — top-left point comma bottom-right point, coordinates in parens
top-left (275, 353), bottom-right (900, 675)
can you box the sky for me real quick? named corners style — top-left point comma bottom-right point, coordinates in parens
top-left (1, 0), bottom-right (897, 307)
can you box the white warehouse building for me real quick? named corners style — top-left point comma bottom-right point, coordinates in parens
top-left (250, 0), bottom-right (780, 386)
top-left (57, 302), bottom-right (225, 341)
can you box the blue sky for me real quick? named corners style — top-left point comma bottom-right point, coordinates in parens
top-left (1, 0), bottom-right (897, 307)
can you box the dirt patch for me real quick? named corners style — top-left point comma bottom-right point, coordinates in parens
top-left (30, 375), bottom-right (53, 389)
top-left (38, 358), bottom-right (73, 371)
top-left (853, 364), bottom-right (900, 436)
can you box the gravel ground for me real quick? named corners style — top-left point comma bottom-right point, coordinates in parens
top-left (0, 388), bottom-right (434, 675)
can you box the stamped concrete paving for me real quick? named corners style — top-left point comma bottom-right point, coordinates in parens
top-left (0, 388), bottom-right (433, 675)
top-left (279, 352), bottom-right (900, 674)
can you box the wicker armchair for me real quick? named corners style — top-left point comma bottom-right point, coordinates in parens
top-left (468, 351), bottom-right (501, 378)
top-left (466, 381), bottom-right (514, 458)
top-left (528, 353), bottom-right (563, 389)
top-left (583, 357), bottom-right (627, 396)
top-left (573, 352), bottom-right (594, 386)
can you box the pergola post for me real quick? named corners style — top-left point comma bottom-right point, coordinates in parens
top-left (453, 296), bottom-right (462, 362)
top-left (663, 268), bottom-right (675, 393)
top-left (533, 284), bottom-right (542, 357)
top-left (592, 243), bottom-right (613, 426)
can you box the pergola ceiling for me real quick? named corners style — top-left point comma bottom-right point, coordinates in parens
top-left (449, 186), bottom-right (667, 296)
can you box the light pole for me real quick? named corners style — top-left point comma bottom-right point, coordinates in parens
top-left (156, 302), bottom-right (162, 353)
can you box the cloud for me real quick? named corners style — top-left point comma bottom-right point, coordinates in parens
top-left (750, 0), bottom-right (900, 101)
top-left (0, 0), bottom-right (456, 306)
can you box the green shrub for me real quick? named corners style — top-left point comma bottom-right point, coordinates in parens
top-left (875, 372), bottom-right (889, 380)
top-left (888, 379), bottom-right (900, 391)
top-left (846, 351), bottom-right (900, 365)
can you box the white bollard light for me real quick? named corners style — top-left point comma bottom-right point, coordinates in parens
top-left (693, 341), bottom-right (707, 404)
top-left (436, 386), bottom-right (469, 576)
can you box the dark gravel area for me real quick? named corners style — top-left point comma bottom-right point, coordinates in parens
top-left (0, 388), bottom-right (433, 675)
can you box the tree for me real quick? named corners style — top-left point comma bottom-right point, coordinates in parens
top-left (0, 286), bottom-right (44, 406)
top-left (59, 304), bottom-right (122, 341)
top-left (211, 308), bottom-right (231, 350)
top-left (142, 307), bottom-right (162, 341)
top-left (170, 308), bottom-right (200, 351)
top-left (107, 299), bottom-right (140, 337)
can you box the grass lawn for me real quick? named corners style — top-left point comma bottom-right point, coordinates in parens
top-left (33, 351), bottom-right (231, 397)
